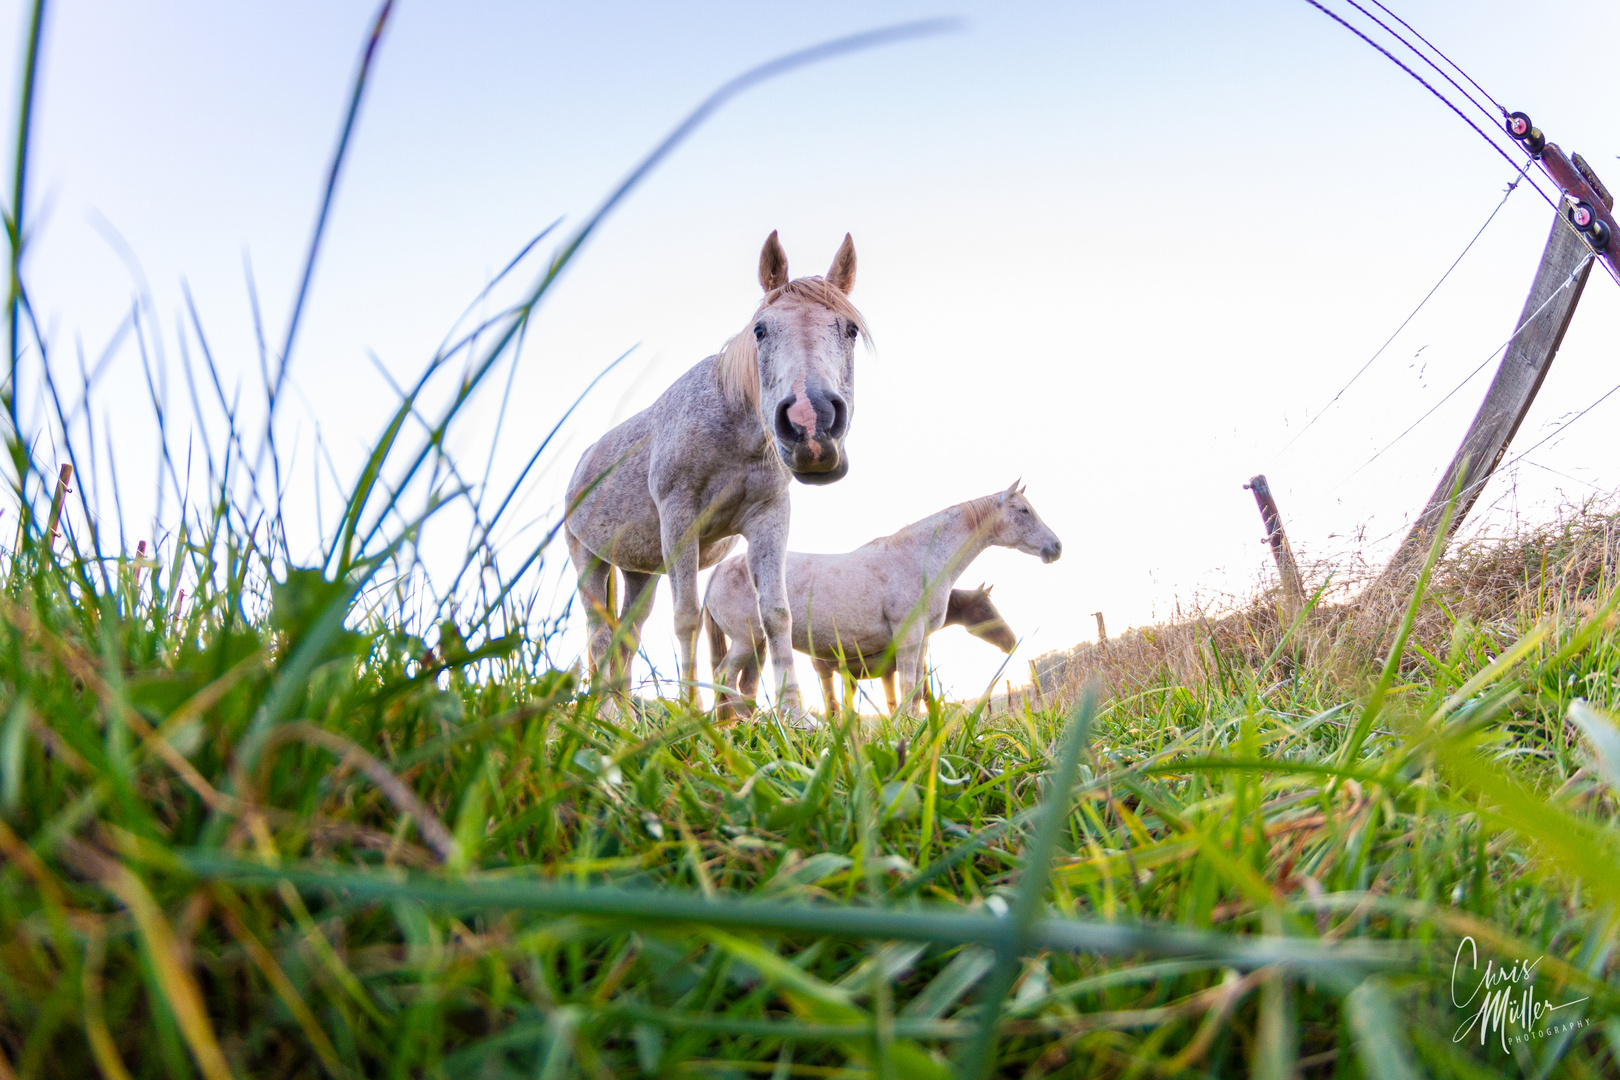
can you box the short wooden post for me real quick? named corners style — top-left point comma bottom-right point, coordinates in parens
top-left (45, 464), bottom-right (72, 545)
top-left (1092, 611), bottom-right (1107, 642)
top-left (1244, 474), bottom-right (1304, 608)
top-left (1027, 660), bottom-right (1047, 711)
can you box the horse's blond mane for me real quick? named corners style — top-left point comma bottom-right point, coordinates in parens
top-left (961, 495), bottom-right (1002, 531)
top-left (715, 276), bottom-right (868, 409)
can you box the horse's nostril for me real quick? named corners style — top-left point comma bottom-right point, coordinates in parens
top-left (775, 399), bottom-right (797, 442)
top-left (826, 394), bottom-right (848, 439)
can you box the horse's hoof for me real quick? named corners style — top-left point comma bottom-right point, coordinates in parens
top-left (776, 703), bottom-right (821, 731)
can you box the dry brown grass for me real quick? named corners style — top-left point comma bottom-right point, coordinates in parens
top-left (1030, 498), bottom-right (1620, 704)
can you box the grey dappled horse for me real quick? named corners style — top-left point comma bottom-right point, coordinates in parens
top-left (565, 231), bottom-right (865, 712)
top-left (703, 483), bottom-right (1061, 716)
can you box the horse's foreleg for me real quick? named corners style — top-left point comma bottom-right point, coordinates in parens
top-left (743, 510), bottom-right (802, 715)
top-left (567, 529), bottom-right (617, 692)
top-left (881, 670), bottom-right (898, 714)
top-left (893, 639), bottom-right (929, 714)
top-left (814, 660), bottom-right (838, 720)
top-left (660, 511), bottom-right (704, 706)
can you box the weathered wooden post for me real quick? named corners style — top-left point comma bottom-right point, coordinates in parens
top-left (1244, 474), bottom-right (1304, 610)
top-left (1026, 660), bottom-right (1047, 711)
top-left (1092, 611), bottom-right (1108, 643)
top-left (1377, 143), bottom-right (1612, 589)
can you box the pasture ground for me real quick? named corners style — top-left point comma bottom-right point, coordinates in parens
top-left (3, 499), bottom-right (1620, 1079)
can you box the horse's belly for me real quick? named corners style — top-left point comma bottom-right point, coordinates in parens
top-left (570, 516), bottom-right (665, 574)
top-left (698, 535), bottom-right (740, 569)
top-left (794, 609), bottom-right (891, 666)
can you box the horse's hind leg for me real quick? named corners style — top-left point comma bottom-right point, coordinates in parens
top-left (567, 528), bottom-right (616, 689)
top-left (720, 638), bottom-right (762, 717)
top-left (615, 570), bottom-right (658, 692)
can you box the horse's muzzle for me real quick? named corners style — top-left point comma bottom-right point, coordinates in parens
top-left (1041, 541), bottom-right (1062, 564)
top-left (784, 445), bottom-right (849, 485)
top-left (774, 385), bottom-right (849, 483)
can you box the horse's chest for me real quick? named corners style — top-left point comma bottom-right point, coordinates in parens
top-left (882, 588), bottom-right (947, 643)
top-left (694, 470), bottom-right (783, 537)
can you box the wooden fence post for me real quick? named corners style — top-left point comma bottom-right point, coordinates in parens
top-left (1027, 660), bottom-right (1047, 711)
top-left (1378, 163), bottom-right (1610, 588)
top-left (1244, 474), bottom-right (1304, 610)
top-left (1092, 611), bottom-right (1107, 643)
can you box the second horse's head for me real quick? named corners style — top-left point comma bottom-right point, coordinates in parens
top-left (718, 231), bottom-right (865, 485)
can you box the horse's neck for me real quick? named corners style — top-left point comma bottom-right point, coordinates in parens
top-left (893, 505), bottom-right (994, 589)
top-left (702, 358), bottom-right (774, 460)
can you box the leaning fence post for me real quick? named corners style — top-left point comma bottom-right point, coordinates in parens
top-left (1377, 161), bottom-right (1605, 592)
top-left (1092, 611), bottom-right (1108, 643)
top-left (1244, 474), bottom-right (1304, 612)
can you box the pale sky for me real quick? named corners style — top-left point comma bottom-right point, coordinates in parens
top-left (6, 1), bottom-right (1619, 709)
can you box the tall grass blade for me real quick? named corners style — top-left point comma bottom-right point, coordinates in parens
top-left (1344, 977), bottom-right (1421, 1080)
top-left (958, 685), bottom-right (1097, 1078)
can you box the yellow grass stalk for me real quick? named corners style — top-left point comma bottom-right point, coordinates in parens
top-left (99, 862), bottom-right (236, 1080)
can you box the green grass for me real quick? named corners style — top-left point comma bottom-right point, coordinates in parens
top-left (4, 5), bottom-right (1620, 1077)
top-left (5, 509), bottom-right (1620, 1077)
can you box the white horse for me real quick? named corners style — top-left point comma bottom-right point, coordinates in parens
top-left (565, 232), bottom-right (865, 711)
top-left (703, 483), bottom-right (1060, 715)
top-left (707, 581), bottom-right (1017, 716)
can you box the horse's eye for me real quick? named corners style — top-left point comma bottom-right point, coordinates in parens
top-left (845, 322), bottom-right (859, 340)
top-left (754, 323), bottom-right (767, 341)
top-left (1020, 507), bottom-right (1030, 515)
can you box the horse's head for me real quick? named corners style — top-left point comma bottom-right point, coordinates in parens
top-left (947, 584), bottom-right (1017, 653)
top-left (989, 481), bottom-right (1062, 563)
top-left (719, 231), bottom-right (865, 485)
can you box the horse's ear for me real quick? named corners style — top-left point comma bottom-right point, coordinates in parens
top-left (759, 231), bottom-right (789, 292)
top-left (982, 583), bottom-right (992, 595)
top-left (1002, 479), bottom-right (1021, 499)
top-left (826, 233), bottom-right (856, 294)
